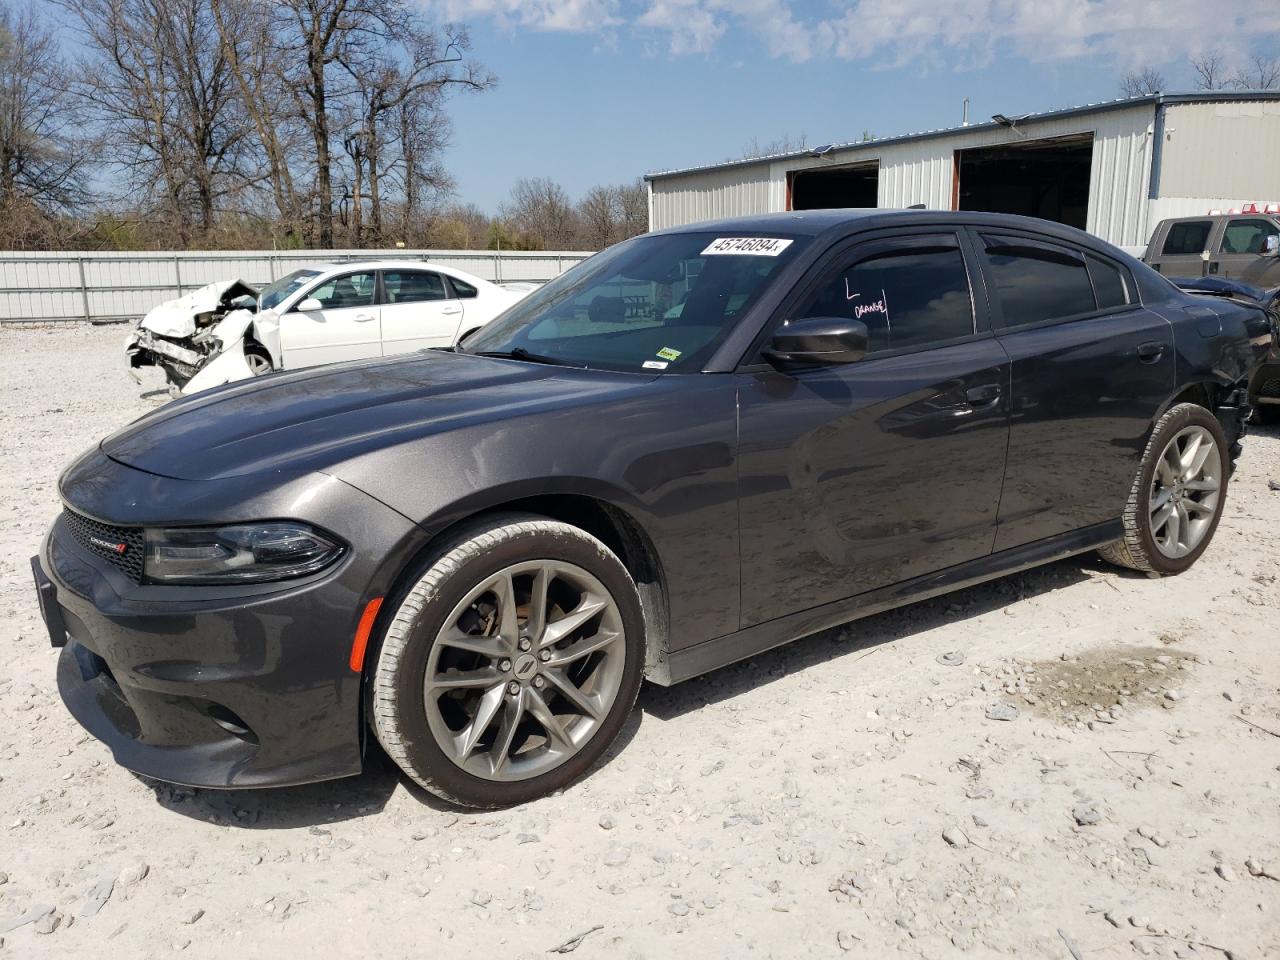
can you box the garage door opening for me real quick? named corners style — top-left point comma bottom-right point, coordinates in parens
top-left (789, 161), bottom-right (879, 211)
top-left (955, 133), bottom-right (1093, 229)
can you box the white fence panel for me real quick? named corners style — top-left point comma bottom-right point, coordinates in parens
top-left (0, 248), bottom-right (594, 323)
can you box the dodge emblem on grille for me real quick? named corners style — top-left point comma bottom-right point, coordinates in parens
top-left (88, 535), bottom-right (128, 555)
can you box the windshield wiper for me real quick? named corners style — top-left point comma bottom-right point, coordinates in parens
top-left (473, 347), bottom-right (586, 368)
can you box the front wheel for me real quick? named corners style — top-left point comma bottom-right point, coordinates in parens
top-left (244, 344), bottom-right (273, 376)
top-left (369, 514), bottom-right (645, 808)
top-left (1098, 403), bottom-right (1229, 575)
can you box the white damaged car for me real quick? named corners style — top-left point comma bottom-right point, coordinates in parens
top-left (126, 260), bottom-right (533, 395)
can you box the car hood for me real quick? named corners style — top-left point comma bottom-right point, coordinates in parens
top-left (137, 279), bottom-right (259, 338)
top-left (101, 351), bottom-right (654, 481)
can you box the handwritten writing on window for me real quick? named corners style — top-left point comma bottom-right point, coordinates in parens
top-left (845, 279), bottom-right (888, 322)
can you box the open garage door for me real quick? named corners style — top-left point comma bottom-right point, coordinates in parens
top-left (789, 161), bottom-right (879, 211)
top-left (955, 134), bottom-right (1092, 229)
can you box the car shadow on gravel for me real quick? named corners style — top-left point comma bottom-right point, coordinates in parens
top-left (639, 553), bottom-right (1117, 721)
top-left (136, 751), bottom-right (403, 828)
top-left (142, 709), bottom-right (648, 825)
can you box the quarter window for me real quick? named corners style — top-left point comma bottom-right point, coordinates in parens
top-left (797, 245), bottom-right (975, 353)
top-left (1161, 221), bottom-right (1212, 256)
top-left (1086, 255), bottom-right (1130, 310)
top-left (982, 238), bottom-right (1095, 326)
top-left (306, 272), bottom-right (375, 309)
top-left (383, 271), bottom-right (446, 304)
top-left (450, 277), bottom-right (478, 299)
top-left (1219, 218), bottom-right (1279, 255)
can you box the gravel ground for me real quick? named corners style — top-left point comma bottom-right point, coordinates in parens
top-left (1, 323), bottom-right (1278, 959)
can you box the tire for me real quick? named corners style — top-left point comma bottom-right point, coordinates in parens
top-left (370, 513), bottom-right (645, 808)
top-left (244, 344), bottom-right (273, 376)
top-left (1098, 403), bottom-right (1230, 575)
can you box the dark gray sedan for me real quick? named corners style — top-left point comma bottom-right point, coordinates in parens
top-left (34, 210), bottom-right (1273, 807)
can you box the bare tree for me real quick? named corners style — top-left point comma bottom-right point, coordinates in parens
top-left (739, 132), bottom-right (807, 161)
top-left (1231, 54), bottom-right (1280, 90)
top-left (61, 0), bottom-right (258, 245)
top-left (1191, 51), bottom-right (1229, 90)
top-left (340, 23), bottom-right (492, 244)
top-left (0, 3), bottom-right (87, 246)
top-left (616, 178), bottom-right (648, 238)
top-left (578, 183), bottom-right (620, 248)
top-left (1120, 66), bottom-right (1165, 97)
top-left (502, 177), bottom-right (579, 250)
top-left (210, 0), bottom-right (307, 241)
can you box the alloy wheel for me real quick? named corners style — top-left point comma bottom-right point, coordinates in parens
top-left (1148, 424), bottom-right (1221, 559)
top-left (423, 560), bottom-right (626, 782)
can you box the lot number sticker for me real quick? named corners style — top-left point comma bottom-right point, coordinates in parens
top-left (701, 237), bottom-right (793, 256)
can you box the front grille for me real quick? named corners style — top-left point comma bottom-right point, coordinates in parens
top-left (62, 509), bottom-right (145, 582)
top-left (1258, 376), bottom-right (1280, 399)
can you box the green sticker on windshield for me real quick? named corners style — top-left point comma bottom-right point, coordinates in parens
top-left (656, 347), bottom-right (681, 361)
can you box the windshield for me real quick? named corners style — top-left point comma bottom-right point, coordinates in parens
top-left (463, 232), bottom-right (807, 372)
top-left (259, 269), bottom-right (320, 311)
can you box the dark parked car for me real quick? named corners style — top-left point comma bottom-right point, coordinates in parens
top-left (1168, 276), bottom-right (1280, 424)
top-left (33, 210), bottom-right (1274, 807)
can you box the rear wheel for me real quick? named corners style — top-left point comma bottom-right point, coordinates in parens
top-left (370, 514), bottom-right (645, 808)
top-left (1098, 403), bottom-right (1229, 575)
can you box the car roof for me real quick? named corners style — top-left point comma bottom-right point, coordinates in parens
top-left (648, 208), bottom-right (1128, 256)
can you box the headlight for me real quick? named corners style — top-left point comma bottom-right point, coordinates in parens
top-left (143, 522), bottom-right (345, 585)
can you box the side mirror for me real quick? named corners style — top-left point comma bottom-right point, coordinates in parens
top-left (1263, 235), bottom-right (1279, 257)
top-left (296, 297), bottom-right (323, 312)
top-left (764, 317), bottom-right (869, 365)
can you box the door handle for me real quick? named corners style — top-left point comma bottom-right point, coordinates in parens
top-left (354, 313), bottom-right (376, 322)
top-left (964, 383), bottom-right (1002, 406)
top-left (1136, 341), bottom-right (1166, 363)
top-left (442, 306), bottom-right (463, 315)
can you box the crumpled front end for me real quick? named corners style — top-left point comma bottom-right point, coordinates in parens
top-left (125, 279), bottom-right (266, 394)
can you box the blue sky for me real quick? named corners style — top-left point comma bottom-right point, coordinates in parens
top-left (433, 0), bottom-right (1280, 213)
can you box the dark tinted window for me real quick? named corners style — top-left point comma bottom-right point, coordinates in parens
top-left (308, 272), bottom-right (375, 309)
top-left (799, 245), bottom-right (974, 353)
top-left (383, 271), bottom-right (446, 304)
top-left (450, 277), bottom-right (478, 299)
top-left (982, 238), bottom-right (1095, 326)
top-left (1086, 255), bottom-right (1129, 310)
top-left (1162, 221), bottom-right (1212, 256)
top-left (1220, 218), bottom-right (1279, 255)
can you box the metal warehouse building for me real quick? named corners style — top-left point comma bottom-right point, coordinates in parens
top-left (644, 92), bottom-right (1280, 249)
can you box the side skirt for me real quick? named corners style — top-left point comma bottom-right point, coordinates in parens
top-left (650, 520), bottom-right (1123, 686)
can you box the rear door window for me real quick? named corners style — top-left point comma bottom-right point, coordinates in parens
top-left (980, 236), bottom-right (1096, 327)
top-left (383, 271), bottom-right (447, 304)
top-left (1161, 221), bottom-right (1212, 256)
top-left (796, 240), bottom-right (975, 354)
top-left (1218, 218), bottom-right (1279, 255)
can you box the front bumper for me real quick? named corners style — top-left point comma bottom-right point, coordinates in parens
top-left (38, 455), bottom-right (421, 788)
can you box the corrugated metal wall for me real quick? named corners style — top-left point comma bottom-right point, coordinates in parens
top-left (648, 165), bottom-right (776, 231)
top-left (1155, 100), bottom-right (1280, 204)
top-left (649, 103), bottom-right (1159, 247)
top-left (0, 249), bottom-right (592, 324)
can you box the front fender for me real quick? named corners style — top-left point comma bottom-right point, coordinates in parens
top-left (182, 344), bottom-right (255, 395)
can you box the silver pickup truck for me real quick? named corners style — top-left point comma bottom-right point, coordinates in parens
top-left (1143, 211), bottom-right (1280, 287)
